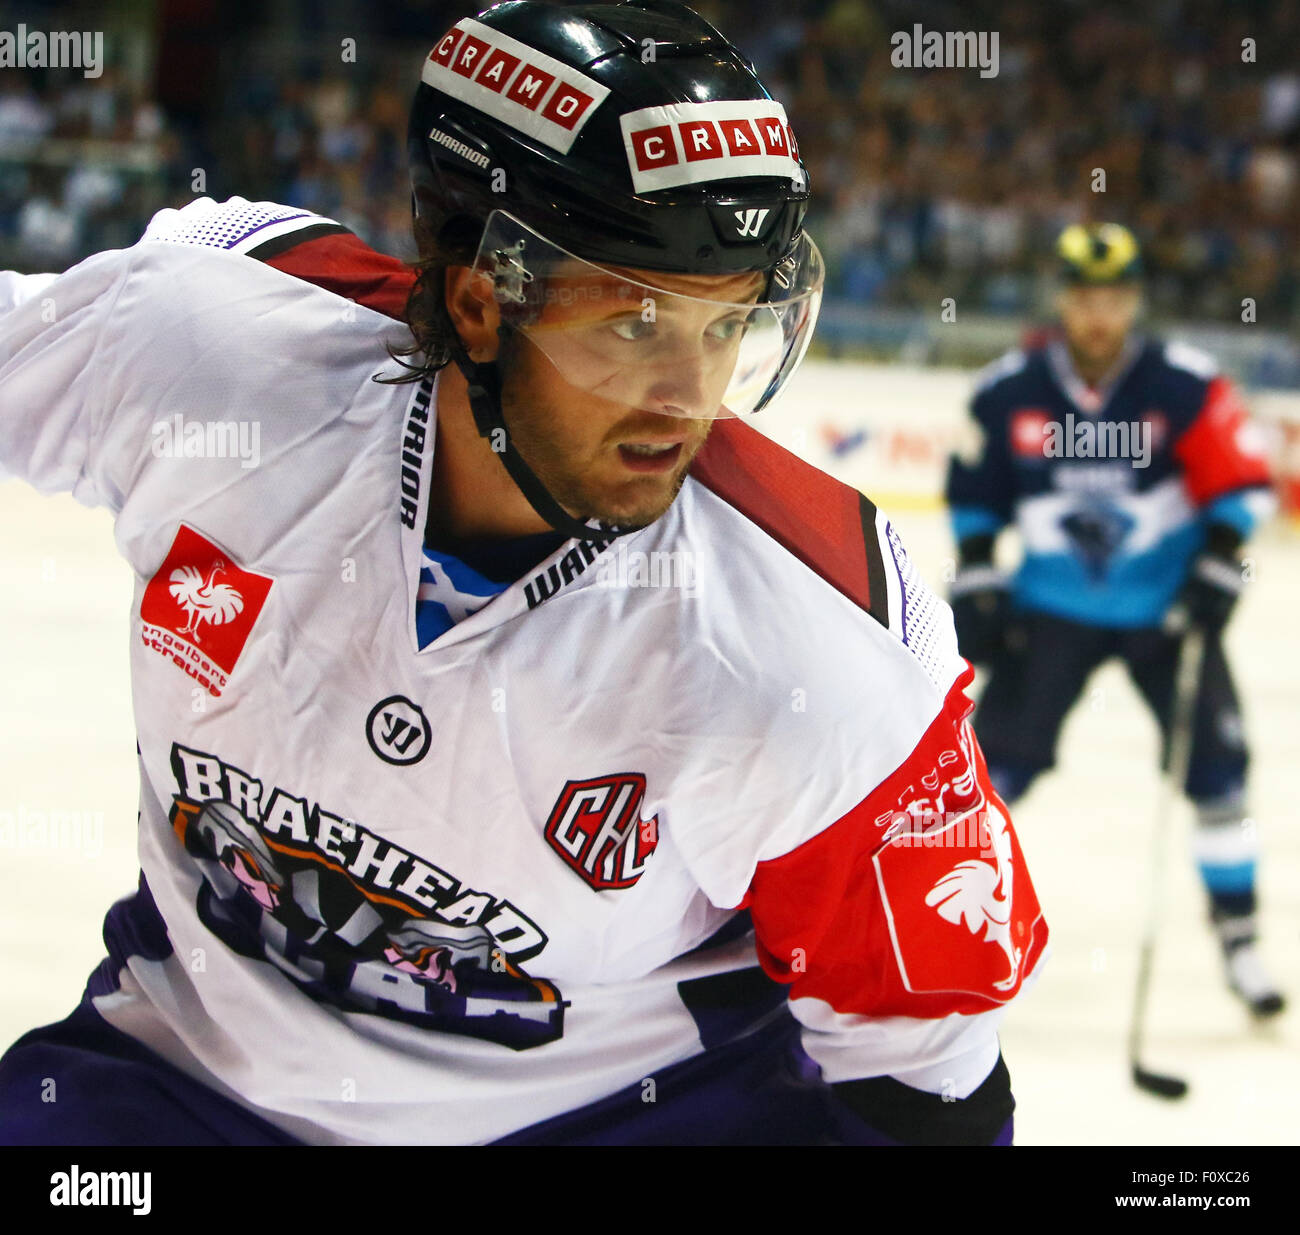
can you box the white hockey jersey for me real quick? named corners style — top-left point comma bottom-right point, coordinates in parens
top-left (0, 198), bottom-right (1047, 1144)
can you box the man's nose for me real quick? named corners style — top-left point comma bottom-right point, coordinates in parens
top-left (643, 348), bottom-right (716, 418)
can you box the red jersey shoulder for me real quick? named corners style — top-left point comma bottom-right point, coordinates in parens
top-left (142, 198), bottom-right (415, 322)
top-left (248, 227), bottom-right (415, 322)
top-left (690, 418), bottom-right (891, 629)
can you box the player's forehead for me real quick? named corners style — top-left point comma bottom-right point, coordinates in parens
top-left (1060, 283), bottom-right (1140, 309)
top-left (546, 258), bottom-right (766, 305)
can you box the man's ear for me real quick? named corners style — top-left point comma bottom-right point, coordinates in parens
top-left (444, 267), bottom-right (501, 363)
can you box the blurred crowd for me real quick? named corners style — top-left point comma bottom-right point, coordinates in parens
top-left (1, 0), bottom-right (1298, 328)
top-left (762, 0), bottom-right (1300, 325)
top-left (0, 61), bottom-right (179, 266)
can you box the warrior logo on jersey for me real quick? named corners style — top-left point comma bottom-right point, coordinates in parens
top-left (366, 695), bottom-right (432, 765)
top-left (140, 525), bottom-right (272, 697)
top-left (168, 742), bottom-right (566, 1049)
top-left (523, 535), bottom-right (615, 609)
top-left (545, 774), bottom-right (660, 890)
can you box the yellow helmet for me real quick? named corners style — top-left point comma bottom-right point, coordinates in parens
top-left (1056, 222), bottom-right (1142, 283)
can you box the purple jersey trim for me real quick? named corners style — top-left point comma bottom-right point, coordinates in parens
top-left (224, 212), bottom-right (313, 249)
top-left (886, 520), bottom-right (910, 646)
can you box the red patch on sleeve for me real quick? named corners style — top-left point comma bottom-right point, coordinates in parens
top-left (140, 525), bottom-right (273, 697)
top-left (742, 671), bottom-right (1047, 1018)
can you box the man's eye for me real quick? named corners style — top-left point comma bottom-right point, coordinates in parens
top-left (609, 317), bottom-right (655, 342)
top-left (706, 314), bottom-right (751, 342)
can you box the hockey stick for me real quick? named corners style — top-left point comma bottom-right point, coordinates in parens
top-left (1127, 615), bottom-right (1205, 1100)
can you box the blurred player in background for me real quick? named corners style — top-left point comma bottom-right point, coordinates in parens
top-left (945, 222), bottom-right (1283, 1018)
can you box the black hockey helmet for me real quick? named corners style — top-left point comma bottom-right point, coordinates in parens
top-left (409, 0), bottom-right (811, 276)
top-left (406, 0), bottom-right (823, 539)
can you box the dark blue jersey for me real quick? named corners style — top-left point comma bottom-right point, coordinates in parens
top-left (945, 337), bottom-right (1274, 627)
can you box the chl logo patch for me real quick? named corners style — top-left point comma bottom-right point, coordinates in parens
top-left (545, 774), bottom-right (659, 890)
top-left (366, 695), bottom-right (432, 765)
top-left (139, 524), bottom-right (273, 697)
top-left (422, 18), bottom-right (610, 156)
top-left (620, 99), bottom-right (802, 195)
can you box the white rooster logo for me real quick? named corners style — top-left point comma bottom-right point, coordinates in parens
top-left (924, 800), bottom-right (1023, 992)
top-left (168, 559), bottom-right (244, 644)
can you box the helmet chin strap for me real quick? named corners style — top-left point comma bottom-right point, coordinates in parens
top-left (451, 340), bottom-right (640, 543)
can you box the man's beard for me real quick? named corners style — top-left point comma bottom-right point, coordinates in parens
top-left (1069, 330), bottom-right (1127, 380)
top-left (497, 345), bottom-right (713, 531)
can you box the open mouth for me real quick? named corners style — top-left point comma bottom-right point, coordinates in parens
top-left (617, 442), bottom-right (684, 473)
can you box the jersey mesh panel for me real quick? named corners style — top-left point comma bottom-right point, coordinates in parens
top-left (885, 520), bottom-right (954, 693)
top-left (145, 202), bottom-right (308, 250)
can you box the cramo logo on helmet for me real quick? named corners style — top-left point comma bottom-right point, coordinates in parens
top-left (423, 18), bottom-right (611, 155)
top-left (619, 100), bottom-right (804, 194)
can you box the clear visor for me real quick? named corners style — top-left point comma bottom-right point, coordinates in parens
top-left (472, 210), bottom-right (823, 419)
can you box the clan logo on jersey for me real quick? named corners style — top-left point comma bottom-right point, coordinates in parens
top-left (545, 774), bottom-right (660, 890)
top-left (166, 742), bottom-right (564, 1049)
top-left (139, 524), bottom-right (273, 697)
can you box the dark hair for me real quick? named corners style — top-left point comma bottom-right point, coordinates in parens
top-left (378, 211), bottom-right (479, 385)
top-left (381, 209), bottom-right (561, 385)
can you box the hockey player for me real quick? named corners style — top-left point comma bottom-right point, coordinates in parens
top-left (0, 1), bottom-right (1045, 1146)
top-left (945, 222), bottom-right (1282, 1018)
